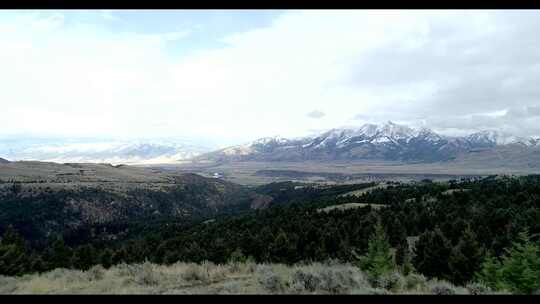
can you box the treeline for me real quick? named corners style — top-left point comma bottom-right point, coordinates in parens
top-left (1, 175), bottom-right (539, 293)
top-left (0, 180), bottom-right (254, 243)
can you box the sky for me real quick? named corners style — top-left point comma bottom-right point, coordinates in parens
top-left (1, 9), bottom-right (540, 148)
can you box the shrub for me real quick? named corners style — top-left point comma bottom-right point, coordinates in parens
top-left (428, 280), bottom-right (457, 295)
top-left (317, 267), bottom-right (368, 294)
top-left (245, 261), bottom-right (257, 274)
top-left (374, 271), bottom-right (405, 291)
top-left (366, 287), bottom-right (391, 295)
top-left (321, 258), bottom-right (342, 267)
top-left (86, 265), bottom-right (105, 281)
top-left (133, 263), bottom-right (159, 286)
top-left (0, 275), bottom-right (18, 293)
top-left (217, 280), bottom-right (248, 294)
top-left (44, 268), bottom-right (74, 281)
top-left (115, 263), bottom-right (139, 277)
top-left (466, 282), bottom-right (493, 295)
top-left (228, 248), bottom-right (247, 263)
top-left (256, 266), bottom-right (287, 293)
top-left (181, 264), bottom-right (209, 282)
top-left (292, 269), bottom-right (321, 292)
top-left (404, 273), bottom-right (427, 291)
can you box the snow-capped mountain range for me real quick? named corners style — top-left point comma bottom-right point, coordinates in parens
top-left (196, 121), bottom-right (540, 163)
top-left (2, 122), bottom-right (539, 165)
top-left (0, 140), bottom-right (213, 165)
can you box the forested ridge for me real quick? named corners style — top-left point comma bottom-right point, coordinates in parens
top-left (1, 175), bottom-right (539, 293)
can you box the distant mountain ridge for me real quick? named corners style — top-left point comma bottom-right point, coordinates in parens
top-left (0, 140), bottom-right (214, 165)
top-left (0, 157), bottom-right (9, 164)
top-left (195, 121), bottom-right (540, 163)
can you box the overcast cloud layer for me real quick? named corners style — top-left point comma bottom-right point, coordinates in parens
top-left (1, 10), bottom-right (540, 146)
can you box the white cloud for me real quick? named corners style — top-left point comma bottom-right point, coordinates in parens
top-left (307, 110), bottom-right (325, 119)
top-left (1, 10), bottom-right (540, 146)
top-left (99, 10), bottom-right (120, 22)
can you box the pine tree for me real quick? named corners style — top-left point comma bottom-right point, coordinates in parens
top-left (475, 251), bottom-right (503, 290)
top-left (100, 248), bottom-right (114, 269)
top-left (47, 237), bottom-right (73, 269)
top-left (112, 247), bottom-right (128, 265)
top-left (413, 228), bottom-right (452, 280)
top-left (337, 238), bottom-right (352, 261)
top-left (395, 237), bottom-right (414, 275)
top-left (28, 253), bottom-right (47, 274)
top-left (185, 241), bottom-right (207, 263)
top-left (394, 229), bottom-right (409, 266)
top-left (1, 225), bottom-right (25, 248)
top-left (387, 217), bottom-right (406, 247)
top-left (0, 225), bottom-right (28, 276)
top-left (0, 244), bottom-right (27, 276)
top-left (72, 244), bottom-right (96, 271)
top-left (314, 241), bottom-right (328, 261)
top-left (354, 219), bottom-right (395, 277)
top-left (498, 230), bottom-right (540, 294)
top-left (448, 227), bottom-right (484, 285)
top-left (269, 229), bottom-right (296, 264)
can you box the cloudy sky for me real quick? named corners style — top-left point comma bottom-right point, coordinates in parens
top-left (2, 9), bottom-right (540, 147)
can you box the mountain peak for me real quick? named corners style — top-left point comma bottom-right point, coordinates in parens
top-left (0, 157), bottom-right (10, 164)
top-left (251, 136), bottom-right (289, 146)
top-left (196, 122), bottom-right (540, 163)
top-left (379, 121), bottom-right (415, 140)
top-left (358, 123), bottom-right (379, 137)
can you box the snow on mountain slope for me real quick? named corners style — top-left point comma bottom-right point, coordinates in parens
top-left (1, 140), bottom-right (213, 165)
top-left (466, 130), bottom-right (539, 147)
top-left (196, 121), bottom-right (540, 163)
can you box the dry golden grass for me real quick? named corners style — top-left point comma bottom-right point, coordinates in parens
top-left (338, 183), bottom-right (389, 197)
top-left (317, 203), bottom-right (387, 213)
top-left (0, 261), bottom-right (504, 294)
top-left (441, 189), bottom-right (471, 195)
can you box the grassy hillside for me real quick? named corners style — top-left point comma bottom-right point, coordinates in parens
top-left (0, 161), bottom-right (260, 242)
top-left (0, 261), bottom-right (506, 294)
top-left (1, 172), bottom-right (538, 294)
top-left (0, 161), bottom-right (170, 183)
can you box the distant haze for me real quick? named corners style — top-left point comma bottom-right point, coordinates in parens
top-left (1, 10), bottom-right (540, 149)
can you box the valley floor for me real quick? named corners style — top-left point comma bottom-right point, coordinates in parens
top-left (0, 261), bottom-right (505, 295)
top-left (156, 160), bottom-right (537, 185)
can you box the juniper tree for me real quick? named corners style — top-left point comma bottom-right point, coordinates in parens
top-left (448, 227), bottom-right (484, 285)
top-left (413, 227), bottom-right (452, 280)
